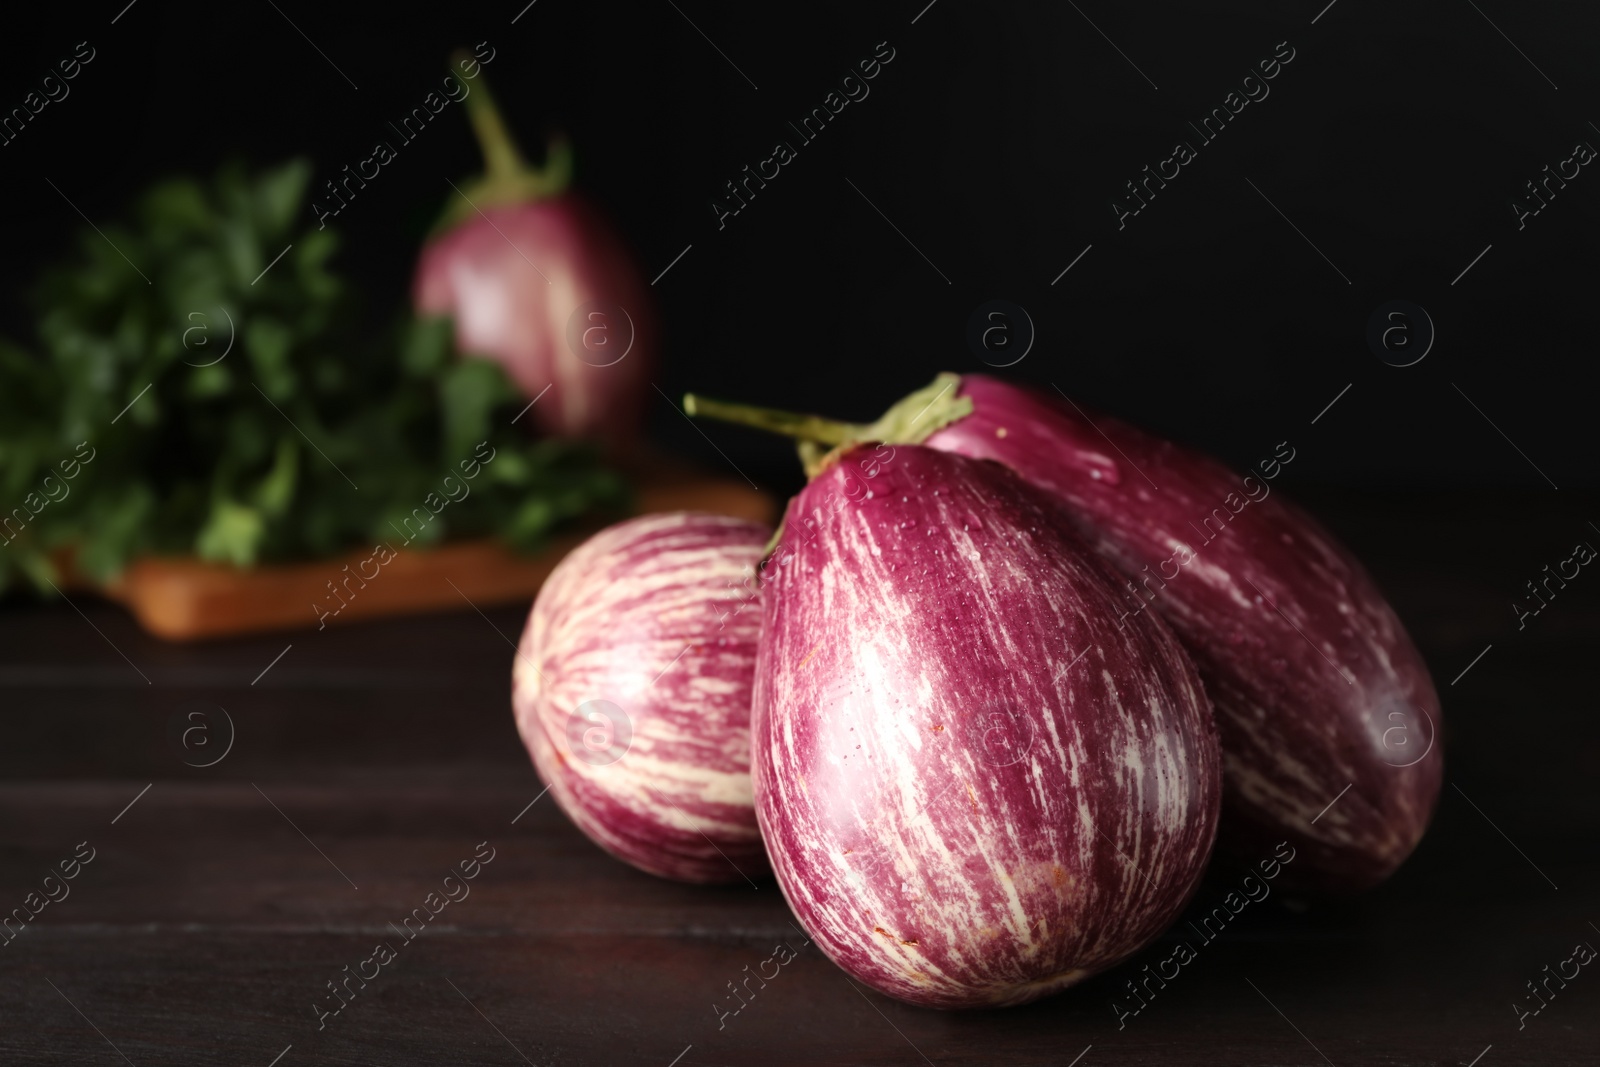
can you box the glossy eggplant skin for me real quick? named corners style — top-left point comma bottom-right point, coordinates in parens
top-left (754, 446), bottom-right (1221, 1009)
top-left (414, 195), bottom-right (655, 442)
top-left (513, 512), bottom-right (768, 884)
top-left (924, 375), bottom-right (1442, 890)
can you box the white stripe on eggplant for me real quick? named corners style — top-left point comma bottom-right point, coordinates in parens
top-left (512, 512), bottom-right (770, 883)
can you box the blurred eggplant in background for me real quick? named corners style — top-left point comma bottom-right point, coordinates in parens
top-left (413, 54), bottom-right (655, 446)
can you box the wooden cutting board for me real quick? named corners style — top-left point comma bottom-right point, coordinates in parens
top-left (94, 472), bottom-right (774, 642)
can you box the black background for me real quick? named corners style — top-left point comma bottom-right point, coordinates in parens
top-left (1, 0), bottom-right (1594, 497)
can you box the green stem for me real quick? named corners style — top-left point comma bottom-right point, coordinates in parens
top-left (455, 50), bottom-right (528, 184)
top-left (685, 373), bottom-right (974, 480)
top-left (431, 53), bottom-right (573, 235)
top-left (682, 394), bottom-right (866, 446)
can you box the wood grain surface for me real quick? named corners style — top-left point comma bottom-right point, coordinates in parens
top-left (0, 488), bottom-right (1595, 1066)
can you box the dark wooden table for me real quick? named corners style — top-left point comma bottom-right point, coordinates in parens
top-left (2, 488), bottom-right (1596, 1066)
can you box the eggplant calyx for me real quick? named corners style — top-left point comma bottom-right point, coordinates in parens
top-left (683, 373), bottom-right (973, 478)
top-left (431, 51), bottom-right (573, 235)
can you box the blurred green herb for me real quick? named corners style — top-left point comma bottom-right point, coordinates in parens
top-left (0, 159), bottom-right (629, 593)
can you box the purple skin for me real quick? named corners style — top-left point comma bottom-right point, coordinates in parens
top-left (754, 445), bottom-right (1221, 1009)
top-left (414, 196), bottom-right (655, 442)
top-left (412, 63), bottom-right (654, 443)
top-left (922, 375), bottom-right (1443, 890)
top-left (513, 512), bottom-right (769, 884)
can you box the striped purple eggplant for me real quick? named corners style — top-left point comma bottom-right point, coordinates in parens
top-left (912, 375), bottom-right (1443, 890)
top-left (754, 445), bottom-right (1222, 1009)
top-left (689, 376), bottom-right (1444, 890)
top-left (512, 512), bottom-right (769, 884)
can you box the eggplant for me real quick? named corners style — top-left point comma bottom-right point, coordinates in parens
top-left (754, 445), bottom-right (1221, 1008)
top-left (513, 512), bottom-right (767, 883)
top-left (691, 374), bottom-right (1442, 890)
top-left (415, 62), bottom-right (654, 443)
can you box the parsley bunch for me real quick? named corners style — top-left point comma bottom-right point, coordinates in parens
top-left (0, 159), bottom-right (629, 594)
